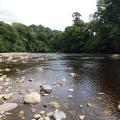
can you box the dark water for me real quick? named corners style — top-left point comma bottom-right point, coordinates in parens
top-left (1, 53), bottom-right (120, 120)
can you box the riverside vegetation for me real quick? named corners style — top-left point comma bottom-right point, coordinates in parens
top-left (0, 0), bottom-right (120, 53)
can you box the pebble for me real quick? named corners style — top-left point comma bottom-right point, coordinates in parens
top-left (98, 92), bottom-right (104, 95)
top-left (79, 115), bottom-right (85, 120)
top-left (118, 104), bottom-right (120, 110)
top-left (79, 105), bottom-right (83, 108)
top-left (44, 116), bottom-right (50, 120)
top-left (48, 102), bottom-right (60, 108)
top-left (39, 111), bottom-right (45, 115)
top-left (69, 73), bottom-right (76, 77)
top-left (68, 95), bottom-right (73, 99)
top-left (40, 84), bottom-right (52, 93)
top-left (46, 112), bottom-right (53, 117)
top-left (68, 89), bottom-right (74, 92)
top-left (87, 103), bottom-right (92, 107)
top-left (3, 93), bottom-right (13, 100)
top-left (34, 114), bottom-right (41, 119)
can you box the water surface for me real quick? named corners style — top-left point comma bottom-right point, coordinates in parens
top-left (1, 53), bottom-right (120, 120)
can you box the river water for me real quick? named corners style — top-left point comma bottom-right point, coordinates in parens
top-left (1, 53), bottom-right (120, 120)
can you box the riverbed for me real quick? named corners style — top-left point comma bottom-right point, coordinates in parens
top-left (0, 53), bottom-right (120, 120)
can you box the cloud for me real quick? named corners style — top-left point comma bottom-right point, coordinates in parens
top-left (0, 8), bottom-right (18, 23)
top-left (0, 0), bottom-right (97, 30)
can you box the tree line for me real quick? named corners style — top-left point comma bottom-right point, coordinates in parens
top-left (0, 0), bottom-right (120, 53)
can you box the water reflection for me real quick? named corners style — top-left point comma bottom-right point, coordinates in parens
top-left (1, 53), bottom-right (120, 120)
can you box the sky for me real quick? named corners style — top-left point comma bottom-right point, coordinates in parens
top-left (0, 0), bottom-right (97, 30)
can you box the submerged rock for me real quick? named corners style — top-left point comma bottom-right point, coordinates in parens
top-left (53, 111), bottom-right (66, 120)
top-left (0, 103), bottom-right (18, 112)
top-left (48, 102), bottom-right (60, 108)
top-left (24, 92), bottom-right (41, 104)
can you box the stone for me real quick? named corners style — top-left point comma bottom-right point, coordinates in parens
top-left (24, 92), bottom-right (41, 104)
top-left (46, 112), bottom-right (53, 117)
top-left (34, 114), bottom-right (41, 119)
top-left (4, 82), bottom-right (10, 86)
top-left (68, 95), bottom-right (73, 99)
top-left (118, 104), bottom-right (120, 110)
top-left (0, 86), bottom-right (3, 90)
top-left (5, 78), bottom-right (10, 82)
top-left (4, 68), bottom-right (10, 72)
top-left (3, 93), bottom-right (13, 100)
top-left (98, 92), bottom-right (104, 95)
top-left (0, 103), bottom-right (18, 112)
top-left (40, 84), bottom-right (52, 93)
top-left (69, 73), bottom-right (76, 77)
top-left (16, 78), bottom-right (24, 83)
top-left (53, 111), bottom-right (66, 120)
top-left (44, 116), bottom-right (50, 120)
top-left (38, 67), bottom-right (43, 72)
top-left (38, 118), bottom-right (44, 120)
top-left (87, 103), bottom-right (92, 107)
top-left (39, 111), bottom-right (45, 115)
top-left (79, 115), bottom-right (85, 120)
top-left (79, 105), bottom-right (83, 108)
top-left (0, 94), bottom-right (3, 99)
top-left (18, 111), bottom-right (25, 117)
top-left (68, 89), bottom-right (74, 92)
top-left (48, 102), bottom-right (60, 108)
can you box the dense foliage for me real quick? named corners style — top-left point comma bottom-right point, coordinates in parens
top-left (0, 0), bottom-right (119, 53)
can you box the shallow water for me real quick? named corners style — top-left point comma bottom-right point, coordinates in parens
top-left (1, 53), bottom-right (120, 120)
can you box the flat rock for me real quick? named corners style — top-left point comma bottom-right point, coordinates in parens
top-left (0, 103), bottom-right (18, 112)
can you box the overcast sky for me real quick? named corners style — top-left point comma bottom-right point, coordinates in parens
top-left (0, 0), bottom-right (97, 30)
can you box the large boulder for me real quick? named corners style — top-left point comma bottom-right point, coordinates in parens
top-left (0, 103), bottom-right (18, 113)
top-left (24, 92), bottom-right (41, 104)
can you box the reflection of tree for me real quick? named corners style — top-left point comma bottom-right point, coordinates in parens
top-left (64, 54), bottom-right (120, 118)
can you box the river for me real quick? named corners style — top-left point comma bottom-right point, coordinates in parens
top-left (0, 53), bottom-right (120, 120)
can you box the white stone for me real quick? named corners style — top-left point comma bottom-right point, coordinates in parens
top-left (98, 92), bottom-right (104, 95)
top-left (39, 111), bottom-right (45, 115)
top-left (53, 111), bottom-right (66, 120)
top-left (46, 112), bottom-right (53, 117)
top-left (79, 115), bottom-right (85, 120)
top-left (44, 116), bottom-right (50, 120)
top-left (24, 92), bottom-right (41, 104)
top-left (68, 89), bottom-right (74, 92)
top-left (118, 104), bottom-right (120, 110)
top-left (34, 114), bottom-right (41, 119)
top-left (68, 95), bottom-right (73, 98)
top-left (69, 73), bottom-right (76, 77)
top-left (0, 103), bottom-right (18, 113)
